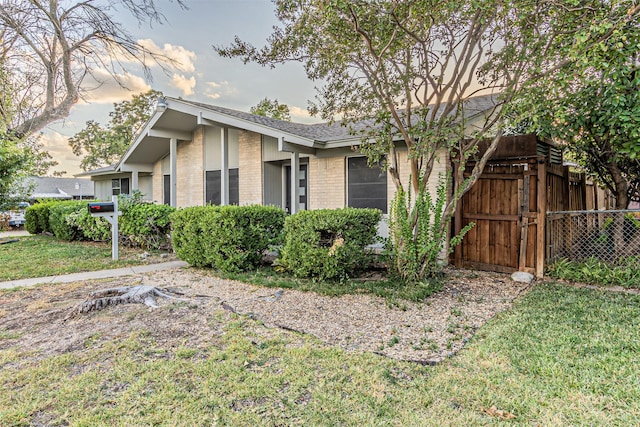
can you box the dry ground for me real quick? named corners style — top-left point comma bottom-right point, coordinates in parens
top-left (0, 267), bottom-right (529, 364)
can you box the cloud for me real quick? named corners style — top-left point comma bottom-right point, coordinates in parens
top-left (137, 39), bottom-right (197, 73)
top-left (39, 131), bottom-right (82, 176)
top-left (81, 69), bottom-right (151, 104)
top-left (204, 80), bottom-right (234, 101)
top-left (289, 106), bottom-right (311, 119)
top-left (171, 74), bottom-right (196, 96)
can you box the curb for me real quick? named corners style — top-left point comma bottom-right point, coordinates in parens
top-left (0, 261), bottom-right (189, 290)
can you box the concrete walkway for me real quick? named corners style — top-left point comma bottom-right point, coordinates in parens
top-left (0, 261), bottom-right (189, 290)
top-left (0, 229), bottom-right (30, 238)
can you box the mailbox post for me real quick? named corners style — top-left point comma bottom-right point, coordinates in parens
top-left (88, 196), bottom-right (122, 261)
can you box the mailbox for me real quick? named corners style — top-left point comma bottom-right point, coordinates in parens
top-left (88, 202), bottom-right (115, 214)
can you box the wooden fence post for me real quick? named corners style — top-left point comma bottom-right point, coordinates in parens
top-left (536, 159), bottom-right (547, 278)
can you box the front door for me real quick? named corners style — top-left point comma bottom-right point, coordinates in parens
top-left (285, 164), bottom-right (308, 213)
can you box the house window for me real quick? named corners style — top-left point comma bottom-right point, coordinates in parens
top-left (347, 157), bottom-right (387, 214)
top-left (163, 175), bottom-right (170, 205)
top-left (206, 169), bottom-right (239, 205)
top-left (112, 178), bottom-right (129, 196)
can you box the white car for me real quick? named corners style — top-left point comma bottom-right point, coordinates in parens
top-left (4, 202), bottom-right (29, 227)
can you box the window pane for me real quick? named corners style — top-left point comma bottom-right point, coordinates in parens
top-left (347, 157), bottom-right (387, 214)
top-left (121, 178), bottom-right (130, 195)
top-left (206, 169), bottom-right (239, 205)
top-left (163, 175), bottom-right (170, 205)
top-left (112, 179), bottom-right (120, 189)
top-left (206, 170), bottom-right (221, 205)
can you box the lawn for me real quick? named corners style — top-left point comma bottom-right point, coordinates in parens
top-left (0, 235), bottom-right (173, 281)
top-left (0, 282), bottom-right (638, 426)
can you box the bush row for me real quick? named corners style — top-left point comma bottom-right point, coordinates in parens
top-left (172, 205), bottom-right (381, 279)
top-left (28, 199), bottom-right (382, 279)
top-left (26, 198), bottom-right (175, 250)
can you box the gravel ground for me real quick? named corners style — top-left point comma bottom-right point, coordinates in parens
top-left (0, 266), bottom-right (530, 364)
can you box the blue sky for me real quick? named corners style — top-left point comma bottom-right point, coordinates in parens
top-left (46, 0), bottom-right (319, 176)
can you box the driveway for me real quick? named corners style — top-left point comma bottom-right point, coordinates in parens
top-left (0, 229), bottom-right (30, 238)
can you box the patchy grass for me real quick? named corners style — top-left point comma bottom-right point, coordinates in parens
top-left (1, 283), bottom-right (639, 425)
top-left (220, 266), bottom-right (442, 306)
top-left (0, 235), bottom-right (172, 281)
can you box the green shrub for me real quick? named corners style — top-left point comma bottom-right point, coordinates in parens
top-left (170, 206), bottom-right (209, 267)
top-left (49, 201), bottom-right (86, 241)
top-left (121, 203), bottom-right (175, 250)
top-left (25, 201), bottom-right (57, 234)
top-left (171, 205), bottom-right (285, 272)
top-left (277, 208), bottom-right (382, 281)
top-left (387, 174), bottom-right (473, 282)
top-left (77, 210), bottom-right (111, 241)
top-left (547, 256), bottom-right (640, 288)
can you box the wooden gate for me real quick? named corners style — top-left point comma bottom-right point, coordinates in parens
top-left (453, 159), bottom-right (546, 276)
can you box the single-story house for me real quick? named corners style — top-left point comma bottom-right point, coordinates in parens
top-left (79, 95), bottom-right (499, 228)
top-left (24, 176), bottom-right (95, 201)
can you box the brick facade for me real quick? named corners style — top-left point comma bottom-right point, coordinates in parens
top-left (238, 130), bottom-right (263, 205)
top-left (308, 156), bottom-right (345, 210)
top-left (176, 126), bottom-right (205, 207)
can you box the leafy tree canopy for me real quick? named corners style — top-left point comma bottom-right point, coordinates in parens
top-left (250, 98), bottom-right (291, 121)
top-left (69, 90), bottom-right (162, 171)
top-left (513, 10), bottom-right (640, 207)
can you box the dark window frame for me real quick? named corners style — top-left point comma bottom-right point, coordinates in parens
top-left (205, 168), bottom-right (239, 205)
top-left (346, 156), bottom-right (387, 214)
top-left (111, 178), bottom-right (130, 196)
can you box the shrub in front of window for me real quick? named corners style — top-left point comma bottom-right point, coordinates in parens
top-left (171, 205), bottom-right (285, 272)
top-left (277, 208), bottom-right (382, 281)
top-left (120, 203), bottom-right (175, 250)
top-left (49, 201), bottom-right (87, 241)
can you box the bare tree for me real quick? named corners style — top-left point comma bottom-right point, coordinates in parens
top-left (0, 0), bottom-right (185, 138)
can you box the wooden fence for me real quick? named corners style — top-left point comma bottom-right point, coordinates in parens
top-left (451, 136), bottom-right (610, 277)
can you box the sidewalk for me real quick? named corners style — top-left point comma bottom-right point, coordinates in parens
top-left (0, 260), bottom-right (189, 290)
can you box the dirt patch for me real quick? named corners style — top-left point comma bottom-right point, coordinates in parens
top-left (0, 267), bottom-right (529, 364)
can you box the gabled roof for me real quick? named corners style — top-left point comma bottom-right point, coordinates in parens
top-left (175, 93), bottom-right (499, 143)
top-left (82, 93), bottom-right (501, 177)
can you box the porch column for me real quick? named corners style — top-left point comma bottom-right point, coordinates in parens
top-left (221, 127), bottom-right (229, 205)
top-left (290, 151), bottom-right (300, 214)
top-left (170, 137), bottom-right (177, 207)
top-left (131, 170), bottom-right (139, 191)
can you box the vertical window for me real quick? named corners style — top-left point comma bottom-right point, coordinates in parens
top-left (163, 175), bottom-right (170, 205)
top-left (111, 178), bottom-right (130, 196)
top-left (205, 169), bottom-right (239, 205)
top-left (347, 157), bottom-right (387, 213)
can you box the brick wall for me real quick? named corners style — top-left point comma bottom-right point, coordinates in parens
top-left (176, 127), bottom-right (204, 207)
top-left (152, 160), bottom-right (163, 203)
top-left (308, 156), bottom-right (346, 210)
top-left (238, 130), bottom-right (263, 205)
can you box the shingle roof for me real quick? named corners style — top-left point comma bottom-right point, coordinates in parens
top-left (173, 93), bottom-right (500, 143)
top-left (25, 177), bottom-right (94, 198)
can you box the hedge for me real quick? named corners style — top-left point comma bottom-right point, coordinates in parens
top-left (171, 205), bottom-right (285, 272)
top-left (49, 201), bottom-right (86, 241)
top-left (120, 203), bottom-right (175, 250)
top-left (277, 208), bottom-right (382, 280)
top-left (25, 201), bottom-right (57, 234)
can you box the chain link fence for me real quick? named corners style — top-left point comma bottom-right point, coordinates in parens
top-left (546, 210), bottom-right (640, 265)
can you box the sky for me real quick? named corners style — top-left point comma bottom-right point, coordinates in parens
top-left (45, 0), bottom-right (319, 177)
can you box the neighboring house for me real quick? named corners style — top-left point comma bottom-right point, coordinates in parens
top-left (25, 176), bottom-right (95, 201)
top-left (79, 95), bottom-right (500, 225)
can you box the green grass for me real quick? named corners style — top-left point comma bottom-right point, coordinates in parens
top-left (0, 235), bottom-right (169, 281)
top-left (1, 283), bottom-right (639, 425)
top-left (220, 266), bottom-right (442, 306)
